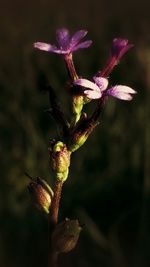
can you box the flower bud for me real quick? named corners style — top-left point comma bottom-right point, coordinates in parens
top-left (111, 38), bottom-right (133, 61)
top-left (28, 177), bottom-right (53, 214)
top-left (69, 118), bottom-right (98, 152)
top-left (73, 95), bottom-right (84, 119)
top-left (51, 219), bottom-right (82, 254)
top-left (49, 141), bottom-right (71, 182)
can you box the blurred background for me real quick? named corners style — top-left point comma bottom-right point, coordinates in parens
top-left (0, 0), bottom-right (150, 266)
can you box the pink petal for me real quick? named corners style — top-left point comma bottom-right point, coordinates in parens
top-left (74, 79), bottom-right (100, 92)
top-left (84, 89), bottom-right (102, 99)
top-left (93, 77), bottom-right (109, 91)
top-left (113, 92), bottom-right (133, 100)
top-left (107, 85), bottom-right (136, 101)
top-left (113, 85), bottom-right (137, 94)
top-left (34, 42), bottom-right (57, 52)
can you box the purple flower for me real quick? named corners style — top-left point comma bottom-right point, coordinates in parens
top-left (74, 77), bottom-right (137, 101)
top-left (111, 38), bottom-right (134, 61)
top-left (34, 28), bottom-right (92, 55)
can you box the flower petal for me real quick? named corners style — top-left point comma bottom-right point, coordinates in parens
top-left (56, 28), bottom-right (70, 49)
top-left (112, 92), bottom-right (133, 100)
top-left (109, 85), bottom-right (137, 94)
top-left (107, 85), bottom-right (136, 101)
top-left (112, 85), bottom-right (136, 94)
top-left (74, 79), bottom-right (100, 92)
top-left (93, 77), bottom-right (109, 91)
top-left (84, 89), bottom-right (101, 99)
top-left (70, 30), bottom-right (88, 47)
top-left (72, 40), bottom-right (92, 51)
top-left (48, 49), bottom-right (68, 54)
top-left (34, 42), bottom-right (58, 52)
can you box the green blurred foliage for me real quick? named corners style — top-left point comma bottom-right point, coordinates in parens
top-left (0, 0), bottom-right (150, 266)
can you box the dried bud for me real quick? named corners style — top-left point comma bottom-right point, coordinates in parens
top-left (69, 118), bottom-right (99, 152)
top-left (51, 219), bottom-right (82, 253)
top-left (28, 177), bottom-right (53, 214)
top-left (49, 141), bottom-right (71, 182)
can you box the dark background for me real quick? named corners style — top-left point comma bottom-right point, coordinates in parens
top-left (0, 0), bottom-right (150, 266)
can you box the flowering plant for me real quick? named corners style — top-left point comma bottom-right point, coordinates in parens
top-left (27, 28), bottom-right (136, 267)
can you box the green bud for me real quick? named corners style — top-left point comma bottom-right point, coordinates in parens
top-left (69, 120), bottom-right (99, 152)
top-left (51, 219), bottom-right (82, 254)
top-left (69, 132), bottom-right (88, 152)
top-left (28, 177), bottom-right (53, 214)
top-left (49, 141), bottom-right (71, 182)
top-left (83, 95), bottom-right (92, 104)
top-left (56, 168), bottom-right (69, 183)
top-left (53, 141), bottom-right (64, 152)
top-left (72, 96), bottom-right (84, 123)
top-left (73, 96), bottom-right (83, 116)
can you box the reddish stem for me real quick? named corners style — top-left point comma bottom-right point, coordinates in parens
top-left (49, 179), bottom-right (63, 227)
top-left (48, 179), bottom-right (63, 267)
top-left (64, 54), bottom-right (78, 81)
top-left (97, 56), bottom-right (118, 77)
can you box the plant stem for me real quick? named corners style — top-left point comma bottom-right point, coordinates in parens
top-left (64, 54), bottom-right (78, 81)
top-left (48, 249), bottom-right (59, 267)
top-left (49, 179), bottom-right (63, 227)
top-left (48, 179), bottom-right (63, 267)
top-left (97, 56), bottom-right (117, 77)
top-left (64, 54), bottom-right (83, 125)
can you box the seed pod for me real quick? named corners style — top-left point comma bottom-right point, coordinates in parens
top-left (51, 219), bottom-right (82, 253)
top-left (28, 177), bottom-right (53, 214)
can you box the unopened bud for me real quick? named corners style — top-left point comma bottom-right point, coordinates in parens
top-left (111, 38), bottom-right (133, 62)
top-left (49, 141), bottom-right (71, 182)
top-left (51, 219), bottom-right (82, 253)
top-left (73, 96), bottom-right (83, 117)
top-left (69, 119), bottom-right (98, 152)
top-left (28, 177), bottom-right (53, 214)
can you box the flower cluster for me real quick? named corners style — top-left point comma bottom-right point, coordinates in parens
top-left (34, 28), bottom-right (136, 102)
top-left (32, 27), bottom-right (137, 178)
